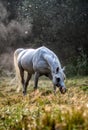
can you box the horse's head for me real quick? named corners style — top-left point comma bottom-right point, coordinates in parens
top-left (52, 67), bottom-right (66, 94)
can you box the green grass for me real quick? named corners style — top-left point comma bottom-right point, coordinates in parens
top-left (0, 76), bottom-right (88, 130)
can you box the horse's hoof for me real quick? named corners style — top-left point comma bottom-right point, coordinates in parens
top-left (23, 91), bottom-right (27, 96)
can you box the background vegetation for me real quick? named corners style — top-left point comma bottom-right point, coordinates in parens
top-left (0, 0), bottom-right (88, 76)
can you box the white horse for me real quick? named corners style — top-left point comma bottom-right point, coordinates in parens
top-left (14, 46), bottom-right (66, 95)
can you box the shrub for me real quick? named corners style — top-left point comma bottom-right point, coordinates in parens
top-left (66, 49), bottom-right (88, 77)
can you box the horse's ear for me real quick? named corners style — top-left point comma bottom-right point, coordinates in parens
top-left (62, 66), bottom-right (66, 72)
top-left (56, 67), bottom-right (59, 73)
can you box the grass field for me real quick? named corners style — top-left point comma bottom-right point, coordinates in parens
top-left (0, 76), bottom-right (88, 130)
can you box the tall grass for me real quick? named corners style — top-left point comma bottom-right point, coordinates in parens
top-left (0, 76), bottom-right (88, 130)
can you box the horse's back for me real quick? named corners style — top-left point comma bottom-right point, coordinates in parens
top-left (17, 47), bottom-right (49, 73)
top-left (14, 46), bottom-right (61, 74)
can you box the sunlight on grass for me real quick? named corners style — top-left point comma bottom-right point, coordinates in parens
top-left (0, 76), bottom-right (88, 130)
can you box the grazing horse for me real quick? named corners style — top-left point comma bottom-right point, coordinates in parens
top-left (14, 46), bottom-right (66, 95)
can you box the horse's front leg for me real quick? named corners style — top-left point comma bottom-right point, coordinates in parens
top-left (53, 85), bottom-right (56, 95)
top-left (34, 72), bottom-right (40, 90)
top-left (48, 74), bottom-right (56, 95)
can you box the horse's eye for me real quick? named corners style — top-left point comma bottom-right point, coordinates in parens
top-left (57, 77), bottom-right (60, 82)
top-left (56, 67), bottom-right (59, 73)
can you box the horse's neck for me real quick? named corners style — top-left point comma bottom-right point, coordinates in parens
top-left (43, 53), bottom-right (61, 73)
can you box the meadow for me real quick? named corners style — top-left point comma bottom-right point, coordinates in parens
top-left (0, 75), bottom-right (88, 130)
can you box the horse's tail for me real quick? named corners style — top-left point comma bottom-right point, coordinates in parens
top-left (14, 48), bottom-right (24, 92)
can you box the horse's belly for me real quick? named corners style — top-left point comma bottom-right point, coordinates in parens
top-left (22, 62), bottom-right (33, 72)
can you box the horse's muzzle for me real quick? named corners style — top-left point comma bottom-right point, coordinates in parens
top-left (59, 87), bottom-right (66, 94)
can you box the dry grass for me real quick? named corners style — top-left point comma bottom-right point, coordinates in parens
top-left (0, 76), bottom-right (88, 130)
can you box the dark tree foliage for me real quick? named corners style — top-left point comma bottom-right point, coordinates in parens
top-left (17, 0), bottom-right (88, 54)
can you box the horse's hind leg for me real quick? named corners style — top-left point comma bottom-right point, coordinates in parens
top-left (24, 73), bottom-right (32, 95)
top-left (19, 67), bottom-right (25, 95)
